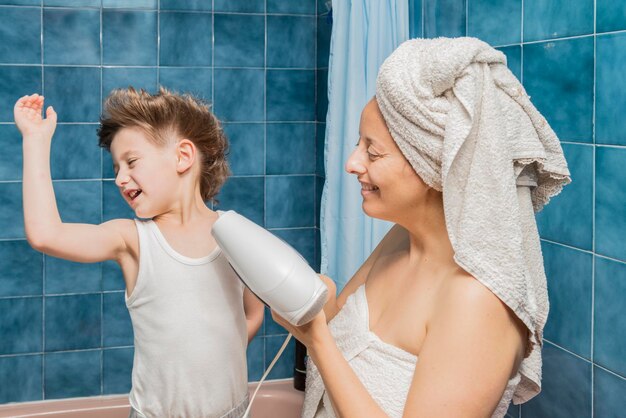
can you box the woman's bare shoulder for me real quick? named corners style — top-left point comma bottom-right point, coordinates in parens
top-left (335, 224), bottom-right (409, 309)
top-left (433, 270), bottom-right (528, 366)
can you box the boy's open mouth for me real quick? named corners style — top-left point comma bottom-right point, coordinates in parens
top-left (125, 189), bottom-right (143, 201)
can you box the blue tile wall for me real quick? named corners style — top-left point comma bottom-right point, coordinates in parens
top-left (409, 0), bottom-right (423, 39)
top-left (594, 257), bottom-right (626, 377)
top-left (541, 242), bottom-right (592, 358)
top-left (267, 70), bottom-right (316, 121)
top-left (0, 7), bottom-right (41, 64)
top-left (0, 297), bottom-right (42, 355)
top-left (44, 66), bottom-right (101, 122)
top-left (596, 147), bottom-right (626, 261)
top-left (317, 15), bottom-right (332, 68)
top-left (44, 350), bottom-right (101, 399)
top-left (102, 260), bottom-right (125, 291)
top-left (103, 292), bottom-right (133, 347)
top-left (523, 38), bottom-right (594, 143)
top-left (103, 180), bottom-right (135, 221)
top-left (266, 123), bottom-right (316, 175)
top-left (264, 335), bottom-right (296, 380)
top-left (246, 336), bottom-right (264, 382)
top-left (267, 0), bottom-right (315, 15)
top-left (596, 0), bottom-right (626, 34)
top-left (536, 144), bottom-right (593, 250)
top-left (420, 1), bottom-right (626, 416)
top-left (0, 240), bottom-right (42, 297)
top-left (468, 0), bottom-right (521, 46)
top-left (423, 0), bottom-right (466, 38)
top-left (524, 0), bottom-right (593, 42)
top-left (0, 182), bottom-right (24, 239)
top-left (45, 256), bottom-right (101, 295)
top-left (160, 0), bottom-right (211, 11)
top-left (50, 124), bottom-right (101, 180)
top-left (214, 69), bottom-right (265, 122)
top-left (524, 342), bottom-right (592, 418)
top-left (215, 176), bottom-right (265, 227)
top-left (223, 123), bottom-right (265, 176)
top-left (159, 68), bottom-right (211, 99)
top-left (44, 8), bottom-right (100, 65)
top-left (103, 11), bottom-right (157, 66)
top-left (160, 12), bottom-right (212, 67)
top-left (214, 14), bottom-right (265, 68)
top-left (316, 69), bottom-right (328, 122)
top-left (0, 66), bottom-right (42, 122)
top-left (0, 355), bottom-right (42, 403)
top-left (44, 294), bottom-right (101, 351)
top-left (0, 0), bottom-right (40, 5)
top-left (53, 181), bottom-right (101, 224)
top-left (103, 347), bottom-right (133, 395)
top-left (103, 0), bottom-right (155, 9)
top-left (103, 68), bottom-right (158, 96)
top-left (594, 366), bottom-right (626, 418)
top-left (266, 175), bottom-right (315, 228)
top-left (45, 0), bottom-right (100, 6)
top-left (267, 16), bottom-right (316, 68)
top-left (0, 124), bottom-right (23, 181)
top-left (596, 33), bottom-right (626, 146)
top-left (213, 0), bottom-right (264, 13)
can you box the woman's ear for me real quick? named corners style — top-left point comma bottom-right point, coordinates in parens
top-left (176, 139), bottom-right (196, 174)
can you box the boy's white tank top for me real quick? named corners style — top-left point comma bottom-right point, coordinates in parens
top-left (126, 218), bottom-right (248, 418)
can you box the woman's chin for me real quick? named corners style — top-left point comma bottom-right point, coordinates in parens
top-left (361, 202), bottom-right (385, 221)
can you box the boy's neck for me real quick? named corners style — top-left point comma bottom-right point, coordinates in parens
top-left (154, 190), bottom-right (217, 227)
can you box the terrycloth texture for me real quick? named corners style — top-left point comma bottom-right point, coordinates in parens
top-left (302, 284), bottom-right (416, 418)
top-left (302, 285), bottom-right (521, 418)
top-left (375, 37), bottom-right (571, 404)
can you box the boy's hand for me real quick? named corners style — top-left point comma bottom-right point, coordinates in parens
top-left (14, 94), bottom-right (57, 140)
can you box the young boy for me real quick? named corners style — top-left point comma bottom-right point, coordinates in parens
top-left (14, 88), bottom-right (264, 418)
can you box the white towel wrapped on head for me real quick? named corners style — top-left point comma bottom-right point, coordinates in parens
top-left (376, 37), bottom-right (571, 404)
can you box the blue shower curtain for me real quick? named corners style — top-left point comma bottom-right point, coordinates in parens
top-left (320, 0), bottom-right (409, 290)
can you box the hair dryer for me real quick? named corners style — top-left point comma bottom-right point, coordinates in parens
top-left (211, 210), bottom-right (328, 326)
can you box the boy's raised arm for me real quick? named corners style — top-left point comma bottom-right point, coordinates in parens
top-left (15, 94), bottom-right (128, 263)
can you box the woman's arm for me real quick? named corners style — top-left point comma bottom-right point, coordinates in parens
top-left (402, 276), bottom-right (527, 418)
top-left (274, 268), bottom-right (525, 418)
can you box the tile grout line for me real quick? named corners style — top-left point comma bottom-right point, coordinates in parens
top-left (591, 0), bottom-right (597, 413)
top-left (544, 338), bottom-right (626, 381)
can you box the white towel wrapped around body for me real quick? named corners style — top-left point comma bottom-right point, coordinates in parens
top-left (376, 37), bottom-right (571, 404)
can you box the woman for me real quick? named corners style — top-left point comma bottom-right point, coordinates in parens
top-left (273, 37), bottom-right (570, 418)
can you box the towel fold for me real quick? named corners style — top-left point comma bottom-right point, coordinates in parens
top-left (376, 37), bottom-right (570, 403)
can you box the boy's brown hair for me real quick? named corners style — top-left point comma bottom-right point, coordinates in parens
top-left (98, 87), bottom-right (230, 203)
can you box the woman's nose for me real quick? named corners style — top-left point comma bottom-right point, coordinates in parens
top-left (345, 148), bottom-right (366, 175)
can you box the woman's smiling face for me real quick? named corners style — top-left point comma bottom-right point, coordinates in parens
top-left (345, 98), bottom-right (430, 222)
